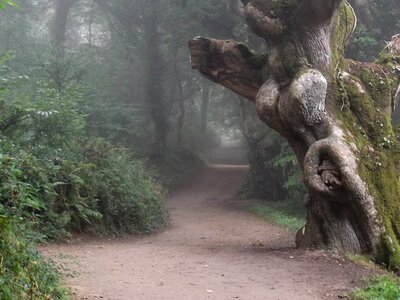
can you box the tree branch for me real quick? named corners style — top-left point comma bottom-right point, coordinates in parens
top-left (243, 0), bottom-right (342, 41)
top-left (188, 37), bottom-right (267, 101)
top-left (244, 3), bottom-right (284, 40)
top-left (378, 34), bottom-right (400, 111)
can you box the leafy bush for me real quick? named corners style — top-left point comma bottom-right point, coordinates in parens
top-left (83, 139), bottom-right (167, 234)
top-left (0, 84), bottom-right (86, 152)
top-left (240, 138), bottom-right (305, 203)
top-left (0, 137), bottom-right (167, 238)
top-left (272, 144), bottom-right (305, 203)
top-left (242, 139), bottom-right (306, 230)
top-left (0, 216), bottom-right (68, 299)
top-left (0, 81), bottom-right (168, 237)
top-left (0, 141), bottom-right (66, 240)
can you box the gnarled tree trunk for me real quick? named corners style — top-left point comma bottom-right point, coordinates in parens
top-left (189, 0), bottom-right (400, 270)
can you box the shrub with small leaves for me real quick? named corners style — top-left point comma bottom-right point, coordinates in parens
top-left (0, 216), bottom-right (69, 299)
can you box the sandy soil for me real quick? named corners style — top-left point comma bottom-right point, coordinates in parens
top-left (41, 145), bottom-right (376, 300)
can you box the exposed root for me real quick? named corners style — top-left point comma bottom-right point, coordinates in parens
top-left (303, 134), bottom-right (382, 250)
top-left (244, 3), bottom-right (284, 40)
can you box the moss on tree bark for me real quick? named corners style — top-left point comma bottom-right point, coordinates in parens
top-left (189, 0), bottom-right (400, 270)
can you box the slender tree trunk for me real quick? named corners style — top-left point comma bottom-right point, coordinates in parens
top-left (239, 98), bottom-right (286, 199)
top-left (189, 1), bottom-right (400, 270)
top-left (348, 0), bottom-right (373, 24)
top-left (93, 0), bottom-right (169, 159)
top-left (240, 98), bottom-right (259, 152)
top-left (53, 0), bottom-right (75, 91)
top-left (200, 83), bottom-right (210, 136)
top-left (144, 0), bottom-right (169, 161)
top-left (54, 0), bottom-right (75, 56)
top-left (174, 58), bottom-right (185, 147)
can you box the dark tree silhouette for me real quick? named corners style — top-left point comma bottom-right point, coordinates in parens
top-left (53, 0), bottom-right (76, 57)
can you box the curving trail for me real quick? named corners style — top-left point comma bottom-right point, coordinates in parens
top-left (41, 144), bottom-right (375, 300)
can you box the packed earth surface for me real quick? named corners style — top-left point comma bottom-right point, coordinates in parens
top-left (41, 143), bottom-right (379, 300)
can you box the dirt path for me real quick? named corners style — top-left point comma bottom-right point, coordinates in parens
top-left (41, 145), bottom-right (375, 300)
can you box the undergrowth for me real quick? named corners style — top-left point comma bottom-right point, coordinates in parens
top-left (0, 136), bottom-right (168, 239)
top-left (348, 275), bottom-right (400, 300)
top-left (243, 141), bottom-right (306, 232)
top-left (240, 139), bottom-right (305, 202)
top-left (0, 84), bottom-right (175, 298)
top-left (249, 200), bottom-right (306, 231)
top-left (0, 217), bottom-right (68, 299)
top-left (151, 147), bottom-right (205, 189)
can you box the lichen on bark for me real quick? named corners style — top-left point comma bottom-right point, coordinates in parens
top-left (334, 45), bottom-right (400, 268)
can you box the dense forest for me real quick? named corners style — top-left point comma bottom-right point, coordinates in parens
top-left (0, 0), bottom-right (399, 299)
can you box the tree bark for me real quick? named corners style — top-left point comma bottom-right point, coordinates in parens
top-left (189, 0), bottom-right (400, 270)
top-left (54, 0), bottom-right (76, 58)
top-left (200, 82), bottom-right (210, 136)
top-left (348, 0), bottom-right (373, 24)
top-left (189, 37), bottom-right (266, 101)
top-left (239, 99), bottom-right (287, 199)
top-left (52, 0), bottom-right (76, 91)
top-left (173, 55), bottom-right (186, 147)
top-left (144, 0), bottom-right (168, 161)
top-left (94, 0), bottom-right (169, 160)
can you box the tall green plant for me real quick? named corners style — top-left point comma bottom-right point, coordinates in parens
top-left (272, 144), bottom-right (305, 203)
top-left (0, 217), bottom-right (68, 299)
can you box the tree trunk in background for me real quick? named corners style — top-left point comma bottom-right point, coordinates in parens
top-left (200, 83), bottom-right (210, 137)
top-left (174, 55), bottom-right (185, 147)
top-left (144, 0), bottom-right (168, 161)
top-left (54, 0), bottom-right (75, 56)
top-left (93, 0), bottom-right (169, 160)
top-left (189, 0), bottom-right (400, 270)
top-left (52, 0), bottom-right (75, 90)
top-left (239, 99), bottom-right (286, 199)
top-left (239, 99), bottom-right (260, 152)
top-left (348, 0), bottom-right (373, 24)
